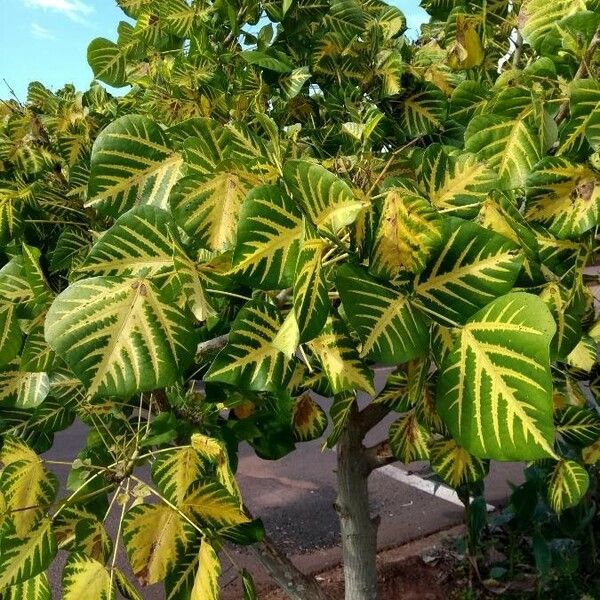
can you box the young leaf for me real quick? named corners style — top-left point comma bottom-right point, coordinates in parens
top-left (283, 160), bottom-right (367, 235)
top-left (547, 460), bottom-right (589, 513)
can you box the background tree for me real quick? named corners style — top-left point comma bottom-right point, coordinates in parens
top-left (1, 1), bottom-right (600, 599)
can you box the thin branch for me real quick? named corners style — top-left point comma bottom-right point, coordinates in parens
top-left (196, 334), bottom-right (229, 361)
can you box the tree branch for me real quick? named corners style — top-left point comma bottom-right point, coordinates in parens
top-left (364, 439), bottom-right (396, 473)
top-left (555, 24), bottom-right (600, 125)
top-left (357, 403), bottom-right (390, 436)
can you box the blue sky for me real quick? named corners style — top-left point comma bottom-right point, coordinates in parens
top-left (0, 0), bottom-right (428, 101)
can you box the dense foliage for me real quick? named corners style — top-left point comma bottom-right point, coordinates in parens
top-left (1, 0), bottom-right (600, 597)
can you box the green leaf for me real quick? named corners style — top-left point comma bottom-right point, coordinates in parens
top-left (0, 364), bottom-right (50, 410)
top-left (547, 460), bottom-right (589, 513)
top-left (45, 276), bottom-right (196, 397)
top-left (429, 438), bottom-right (489, 488)
top-left (519, 0), bottom-right (587, 53)
top-left (556, 406), bottom-right (600, 447)
top-left (414, 218), bottom-right (523, 326)
top-left (283, 160), bottom-right (367, 235)
top-left (280, 67), bottom-right (311, 99)
top-left (231, 185), bottom-right (303, 290)
top-left (5, 572), bottom-right (51, 600)
top-left (0, 518), bottom-right (57, 589)
top-left (418, 145), bottom-right (499, 218)
top-left (151, 446), bottom-right (206, 505)
top-left (75, 205), bottom-right (181, 281)
top-left (397, 83), bottom-right (447, 138)
top-left (437, 293), bottom-right (557, 461)
top-left (293, 233), bottom-right (330, 342)
top-left (73, 517), bottom-right (113, 563)
top-left (559, 79), bottom-right (600, 155)
top-left (87, 38), bottom-right (127, 87)
top-left (389, 411), bottom-right (430, 463)
top-left (182, 481), bottom-right (250, 528)
top-left (0, 458), bottom-right (57, 536)
top-left (87, 115), bottom-right (183, 217)
top-left (525, 157), bottom-right (600, 239)
top-left (122, 504), bottom-right (195, 586)
top-left (465, 114), bottom-right (541, 188)
top-left (336, 264), bottom-right (429, 364)
top-left (205, 301), bottom-right (292, 392)
top-left (539, 283), bottom-right (582, 360)
top-left (170, 167), bottom-right (255, 253)
top-left (370, 186), bottom-right (443, 278)
top-left (0, 303), bottom-right (21, 366)
top-left (190, 540), bottom-right (220, 600)
top-left (308, 316), bottom-right (375, 395)
top-left (292, 393), bottom-right (327, 442)
top-left (62, 553), bottom-right (115, 600)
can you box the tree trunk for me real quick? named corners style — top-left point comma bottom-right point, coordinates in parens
top-left (250, 534), bottom-right (331, 600)
top-left (335, 406), bottom-right (379, 600)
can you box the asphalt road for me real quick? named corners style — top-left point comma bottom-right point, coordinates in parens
top-left (41, 385), bottom-right (524, 598)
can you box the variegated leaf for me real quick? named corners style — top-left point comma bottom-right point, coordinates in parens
top-left (465, 114), bottom-right (541, 188)
top-left (559, 79), bottom-right (600, 155)
top-left (190, 540), bottom-right (220, 600)
top-left (539, 283), bottom-right (582, 360)
top-left (170, 167), bottom-right (255, 253)
top-left (45, 277), bottom-right (196, 397)
top-left (283, 160), bottom-right (367, 235)
top-left (62, 553), bottom-right (115, 600)
top-left (0, 363), bottom-right (50, 410)
top-left (231, 185), bottom-right (303, 290)
top-left (336, 264), bottom-right (429, 364)
top-left (370, 186), bottom-right (443, 278)
top-left (308, 316), bottom-right (375, 395)
top-left (182, 480), bottom-right (250, 528)
top-left (525, 157), bottom-right (600, 240)
top-left (429, 438), bottom-right (488, 488)
top-left (206, 301), bottom-right (292, 392)
top-left (122, 504), bottom-right (195, 586)
top-left (0, 303), bottom-right (21, 366)
top-left (5, 572), bottom-right (51, 600)
top-left (151, 446), bottom-right (206, 505)
top-left (414, 218), bottom-right (523, 326)
top-left (389, 411), bottom-right (430, 463)
top-left (87, 38), bottom-right (127, 87)
top-left (418, 145), bottom-right (499, 218)
top-left (437, 293), bottom-right (556, 460)
top-left (87, 115), bottom-right (183, 217)
top-left (547, 460), bottom-right (589, 513)
top-left (556, 406), bottom-right (600, 447)
top-left (292, 394), bottom-right (328, 442)
top-left (293, 232), bottom-right (330, 342)
top-left (0, 518), bottom-right (57, 589)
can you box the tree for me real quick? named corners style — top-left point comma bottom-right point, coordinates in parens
top-left (1, 0), bottom-right (600, 599)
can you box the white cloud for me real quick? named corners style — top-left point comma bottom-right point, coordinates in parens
top-left (23, 0), bottom-right (94, 24)
top-left (31, 22), bottom-right (57, 39)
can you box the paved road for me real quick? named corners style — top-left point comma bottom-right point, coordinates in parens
top-left (42, 386), bottom-right (524, 598)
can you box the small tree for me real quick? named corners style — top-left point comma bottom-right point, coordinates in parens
top-left (1, 0), bottom-right (600, 599)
